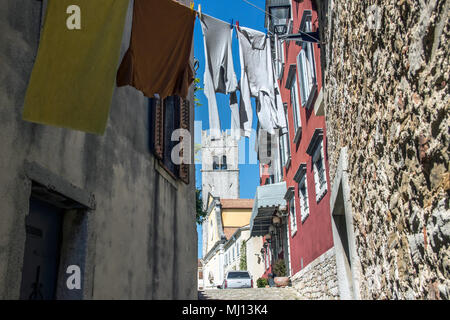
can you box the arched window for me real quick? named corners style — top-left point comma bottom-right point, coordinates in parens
top-left (213, 156), bottom-right (219, 170)
top-left (221, 155), bottom-right (227, 170)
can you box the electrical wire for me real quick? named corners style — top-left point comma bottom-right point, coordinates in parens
top-left (240, 0), bottom-right (322, 44)
top-left (241, 0), bottom-right (277, 21)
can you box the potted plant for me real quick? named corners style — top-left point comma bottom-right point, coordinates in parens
top-left (273, 259), bottom-right (289, 287)
top-left (256, 277), bottom-right (269, 288)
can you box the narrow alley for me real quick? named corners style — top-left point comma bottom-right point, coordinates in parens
top-left (198, 288), bottom-right (302, 300)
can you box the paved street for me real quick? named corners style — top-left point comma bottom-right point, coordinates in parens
top-left (198, 288), bottom-right (302, 300)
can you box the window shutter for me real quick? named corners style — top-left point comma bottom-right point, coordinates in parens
top-left (305, 52), bottom-right (314, 97)
top-left (314, 160), bottom-right (321, 201)
top-left (154, 97), bottom-right (164, 160)
top-left (320, 143), bottom-right (327, 189)
top-left (279, 135), bottom-right (285, 166)
top-left (300, 50), bottom-right (308, 106)
top-left (299, 186), bottom-right (304, 221)
top-left (179, 97), bottom-right (190, 184)
top-left (180, 98), bottom-right (190, 130)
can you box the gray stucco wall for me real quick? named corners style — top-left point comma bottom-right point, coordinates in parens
top-left (0, 0), bottom-right (197, 299)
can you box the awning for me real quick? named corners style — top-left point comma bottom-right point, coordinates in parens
top-left (250, 181), bottom-right (287, 237)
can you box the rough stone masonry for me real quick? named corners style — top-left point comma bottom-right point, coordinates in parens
top-left (316, 0), bottom-right (449, 299)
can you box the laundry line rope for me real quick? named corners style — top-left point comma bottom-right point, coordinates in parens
top-left (240, 0), bottom-right (277, 21)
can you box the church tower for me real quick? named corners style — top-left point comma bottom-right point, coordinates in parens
top-left (201, 131), bottom-right (239, 209)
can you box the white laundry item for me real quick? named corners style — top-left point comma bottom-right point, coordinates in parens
top-left (238, 70), bottom-right (252, 137)
top-left (237, 26), bottom-right (287, 137)
top-left (273, 65), bottom-right (288, 135)
top-left (229, 92), bottom-right (240, 140)
top-left (257, 91), bottom-right (276, 135)
top-left (200, 14), bottom-right (238, 140)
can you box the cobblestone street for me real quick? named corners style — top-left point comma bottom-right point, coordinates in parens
top-left (198, 288), bottom-right (302, 300)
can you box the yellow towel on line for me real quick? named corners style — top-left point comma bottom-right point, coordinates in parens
top-left (23, 0), bottom-right (129, 135)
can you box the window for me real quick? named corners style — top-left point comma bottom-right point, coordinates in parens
top-left (312, 140), bottom-right (327, 202)
top-left (209, 220), bottom-right (213, 241)
top-left (279, 132), bottom-right (286, 172)
top-left (279, 126), bottom-right (291, 171)
top-left (285, 64), bottom-right (302, 144)
top-left (286, 19), bottom-right (293, 49)
top-left (294, 163), bottom-right (309, 222)
top-left (149, 96), bottom-right (190, 183)
top-left (289, 195), bottom-right (297, 236)
top-left (298, 175), bottom-right (310, 222)
top-left (290, 77), bottom-right (302, 135)
top-left (221, 156), bottom-right (227, 170)
top-left (297, 11), bottom-right (317, 109)
top-left (213, 155), bottom-right (227, 171)
top-left (213, 156), bottom-right (219, 170)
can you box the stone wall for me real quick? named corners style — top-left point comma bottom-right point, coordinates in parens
top-left (290, 248), bottom-right (339, 299)
top-left (317, 0), bottom-right (449, 299)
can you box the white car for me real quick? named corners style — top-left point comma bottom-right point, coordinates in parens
top-left (222, 271), bottom-right (253, 289)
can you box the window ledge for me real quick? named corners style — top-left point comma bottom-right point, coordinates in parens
top-left (316, 188), bottom-right (327, 203)
top-left (285, 157), bottom-right (292, 171)
top-left (305, 83), bottom-right (318, 110)
top-left (293, 127), bottom-right (302, 145)
top-left (155, 160), bottom-right (178, 189)
top-left (291, 229), bottom-right (297, 238)
top-left (314, 88), bottom-right (325, 116)
top-left (301, 212), bottom-right (309, 224)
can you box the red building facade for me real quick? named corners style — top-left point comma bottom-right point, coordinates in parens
top-left (262, 0), bottom-right (334, 279)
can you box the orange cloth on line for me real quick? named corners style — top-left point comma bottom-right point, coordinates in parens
top-left (117, 0), bottom-right (196, 99)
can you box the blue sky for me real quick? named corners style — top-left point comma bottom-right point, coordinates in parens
top-left (193, 0), bottom-right (267, 258)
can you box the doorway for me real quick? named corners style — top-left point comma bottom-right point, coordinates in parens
top-left (329, 147), bottom-right (360, 299)
top-left (19, 197), bottom-right (63, 300)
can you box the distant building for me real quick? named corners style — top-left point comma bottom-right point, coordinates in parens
top-left (250, 0), bottom-right (336, 297)
top-left (201, 195), bottom-right (254, 289)
top-left (198, 259), bottom-right (204, 290)
top-left (201, 131), bottom-right (239, 210)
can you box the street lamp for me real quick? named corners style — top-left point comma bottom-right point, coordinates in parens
top-left (272, 215), bottom-right (281, 227)
top-left (268, 5), bottom-right (291, 35)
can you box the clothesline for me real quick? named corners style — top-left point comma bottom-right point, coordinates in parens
top-left (191, 2), bottom-right (321, 44)
top-left (200, 8), bottom-right (288, 141)
top-left (22, 0), bottom-right (312, 136)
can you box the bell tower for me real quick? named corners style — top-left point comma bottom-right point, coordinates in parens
top-left (201, 131), bottom-right (239, 209)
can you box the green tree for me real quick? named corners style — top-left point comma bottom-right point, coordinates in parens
top-left (256, 277), bottom-right (268, 288)
top-left (193, 58), bottom-right (203, 108)
top-left (196, 189), bottom-right (206, 225)
top-left (193, 77), bottom-right (203, 107)
top-left (273, 259), bottom-right (287, 277)
top-left (239, 240), bottom-right (247, 270)
top-left (194, 143), bottom-right (202, 163)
